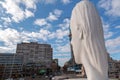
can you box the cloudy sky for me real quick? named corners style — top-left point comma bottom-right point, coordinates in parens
top-left (0, 0), bottom-right (120, 66)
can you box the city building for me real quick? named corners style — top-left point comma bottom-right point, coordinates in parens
top-left (0, 53), bottom-right (23, 78)
top-left (16, 42), bottom-right (53, 68)
top-left (108, 55), bottom-right (120, 78)
top-left (66, 54), bottom-right (120, 79)
top-left (51, 59), bottom-right (59, 74)
top-left (53, 59), bottom-right (58, 65)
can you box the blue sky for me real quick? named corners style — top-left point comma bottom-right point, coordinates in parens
top-left (0, 0), bottom-right (120, 66)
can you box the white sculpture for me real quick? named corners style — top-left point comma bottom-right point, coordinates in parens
top-left (70, 0), bottom-right (108, 80)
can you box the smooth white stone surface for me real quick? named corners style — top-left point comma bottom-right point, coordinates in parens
top-left (70, 0), bottom-right (108, 80)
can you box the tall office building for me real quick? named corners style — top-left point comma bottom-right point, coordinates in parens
top-left (16, 42), bottom-right (53, 67)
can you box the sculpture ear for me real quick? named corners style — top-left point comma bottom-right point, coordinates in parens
top-left (79, 30), bottom-right (83, 40)
top-left (77, 24), bottom-right (84, 40)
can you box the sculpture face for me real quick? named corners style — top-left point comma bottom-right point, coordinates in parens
top-left (70, 0), bottom-right (108, 80)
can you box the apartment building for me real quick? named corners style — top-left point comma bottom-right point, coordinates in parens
top-left (16, 42), bottom-right (53, 67)
top-left (108, 56), bottom-right (120, 78)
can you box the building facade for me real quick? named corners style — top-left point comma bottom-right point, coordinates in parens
top-left (67, 53), bottom-right (120, 79)
top-left (108, 56), bottom-right (120, 78)
top-left (16, 42), bottom-right (53, 67)
top-left (0, 53), bottom-right (23, 78)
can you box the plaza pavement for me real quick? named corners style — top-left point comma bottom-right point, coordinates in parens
top-left (53, 74), bottom-right (119, 80)
top-left (64, 79), bottom-right (119, 80)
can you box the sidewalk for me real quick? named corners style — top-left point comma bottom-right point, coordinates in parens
top-left (64, 79), bottom-right (86, 80)
top-left (64, 78), bottom-right (119, 80)
top-left (53, 74), bottom-right (119, 80)
top-left (53, 74), bottom-right (83, 80)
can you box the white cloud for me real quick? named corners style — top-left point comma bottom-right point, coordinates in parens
top-left (0, 27), bottom-right (70, 53)
top-left (0, 46), bottom-right (16, 53)
top-left (0, 0), bottom-right (24, 22)
top-left (41, 0), bottom-right (57, 4)
top-left (0, 28), bottom-right (20, 46)
top-left (48, 18), bottom-right (70, 40)
top-left (1, 17), bottom-right (11, 23)
top-left (59, 18), bottom-right (70, 30)
top-left (54, 9), bottom-right (63, 17)
top-left (39, 29), bottom-right (51, 41)
top-left (0, 0), bottom-right (35, 23)
top-left (25, 9), bottom-right (34, 18)
top-left (115, 25), bottom-right (120, 28)
top-left (21, 31), bottom-right (38, 42)
top-left (21, 0), bottom-right (37, 9)
top-left (21, 29), bottom-right (51, 41)
top-left (62, 0), bottom-right (71, 4)
top-left (105, 36), bottom-right (120, 54)
top-left (55, 39), bottom-right (63, 43)
top-left (47, 9), bottom-right (62, 22)
top-left (103, 23), bottom-right (113, 39)
top-left (0, 28), bottom-right (52, 52)
top-left (34, 9), bottom-right (62, 26)
top-left (0, 25), bottom-right (2, 28)
top-left (98, 18), bottom-right (120, 55)
top-left (54, 53), bottom-right (70, 57)
top-left (56, 29), bottom-right (69, 39)
top-left (56, 43), bottom-right (70, 53)
top-left (47, 13), bottom-right (58, 21)
top-left (48, 29), bottom-right (69, 40)
top-left (0, 17), bottom-right (12, 27)
top-left (34, 19), bottom-right (48, 26)
top-left (0, 28), bottom-right (21, 53)
top-left (99, 0), bottom-right (120, 17)
top-left (49, 18), bottom-right (70, 40)
top-left (106, 37), bottom-right (120, 48)
top-left (100, 18), bottom-right (114, 39)
top-left (48, 32), bottom-right (56, 39)
top-left (39, 29), bottom-right (50, 35)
